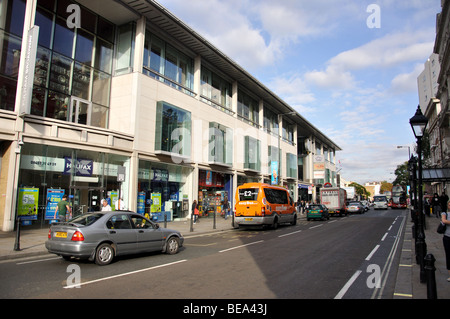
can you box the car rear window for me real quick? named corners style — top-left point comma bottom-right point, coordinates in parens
top-left (238, 188), bottom-right (259, 201)
top-left (70, 213), bottom-right (103, 226)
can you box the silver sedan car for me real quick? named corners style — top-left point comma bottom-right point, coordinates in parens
top-left (45, 211), bottom-right (184, 265)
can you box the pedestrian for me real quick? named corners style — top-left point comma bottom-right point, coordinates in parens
top-left (432, 193), bottom-right (441, 218)
top-left (223, 198), bottom-right (230, 220)
top-left (54, 194), bottom-right (71, 222)
top-left (101, 198), bottom-right (112, 211)
top-left (192, 200), bottom-right (199, 224)
top-left (441, 201), bottom-right (450, 282)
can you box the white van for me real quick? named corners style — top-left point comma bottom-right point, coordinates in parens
top-left (373, 195), bottom-right (388, 210)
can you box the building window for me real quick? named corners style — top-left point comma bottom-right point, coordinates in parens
top-left (209, 122), bottom-right (233, 166)
top-left (263, 107), bottom-right (279, 135)
top-left (201, 67), bottom-right (232, 111)
top-left (16, 1), bottom-right (115, 128)
top-left (155, 101), bottom-right (191, 159)
top-left (238, 90), bottom-right (259, 127)
top-left (286, 153), bottom-right (297, 179)
top-left (143, 31), bottom-right (194, 96)
top-left (244, 136), bottom-right (261, 171)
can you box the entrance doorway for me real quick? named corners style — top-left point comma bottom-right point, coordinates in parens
top-left (70, 186), bottom-right (106, 217)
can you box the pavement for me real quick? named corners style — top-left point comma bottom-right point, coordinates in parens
top-left (1, 210), bottom-right (449, 299)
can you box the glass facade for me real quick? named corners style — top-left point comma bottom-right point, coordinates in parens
top-left (18, 143), bottom-right (130, 226)
top-left (0, 0), bottom-right (114, 128)
top-left (137, 160), bottom-right (191, 220)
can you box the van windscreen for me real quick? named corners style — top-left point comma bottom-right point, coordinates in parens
top-left (239, 189), bottom-right (259, 201)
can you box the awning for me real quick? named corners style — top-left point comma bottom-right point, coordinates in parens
top-left (420, 168), bottom-right (450, 181)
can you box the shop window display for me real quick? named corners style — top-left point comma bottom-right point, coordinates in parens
top-left (17, 144), bottom-right (130, 227)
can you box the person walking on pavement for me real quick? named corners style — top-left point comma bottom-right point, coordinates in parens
top-left (432, 193), bottom-right (441, 218)
top-left (441, 201), bottom-right (450, 282)
top-left (54, 194), bottom-right (71, 221)
top-left (192, 200), bottom-right (199, 224)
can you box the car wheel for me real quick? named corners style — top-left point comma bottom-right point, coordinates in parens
top-left (272, 218), bottom-right (279, 230)
top-left (291, 215), bottom-right (297, 226)
top-left (95, 243), bottom-right (114, 266)
top-left (166, 237), bottom-right (180, 255)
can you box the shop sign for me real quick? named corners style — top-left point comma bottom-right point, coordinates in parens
top-left (152, 168), bottom-right (169, 182)
top-left (64, 157), bottom-right (93, 176)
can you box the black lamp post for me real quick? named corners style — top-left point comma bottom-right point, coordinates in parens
top-left (409, 105), bottom-right (428, 283)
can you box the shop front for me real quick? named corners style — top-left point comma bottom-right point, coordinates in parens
top-left (198, 170), bottom-right (233, 218)
top-left (137, 159), bottom-right (192, 222)
top-left (17, 143), bottom-right (131, 227)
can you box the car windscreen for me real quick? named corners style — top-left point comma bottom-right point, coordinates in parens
top-left (238, 188), bottom-right (259, 201)
top-left (69, 213), bottom-right (103, 226)
top-left (309, 205), bottom-right (322, 210)
top-left (374, 197), bottom-right (387, 202)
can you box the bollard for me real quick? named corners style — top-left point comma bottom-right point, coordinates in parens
top-left (416, 232), bottom-right (427, 283)
top-left (424, 254), bottom-right (437, 299)
top-left (164, 213), bottom-right (167, 228)
top-left (213, 210), bottom-right (216, 229)
top-left (13, 217), bottom-right (21, 251)
top-left (190, 213), bottom-right (194, 232)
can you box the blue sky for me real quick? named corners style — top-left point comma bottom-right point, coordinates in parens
top-left (157, 0), bottom-right (442, 184)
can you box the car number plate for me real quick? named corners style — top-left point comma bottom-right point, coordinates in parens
top-left (55, 232), bottom-right (67, 238)
top-left (244, 218), bottom-right (253, 221)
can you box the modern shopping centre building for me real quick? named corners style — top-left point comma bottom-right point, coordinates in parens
top-left (0, 0), bottom-right (340, 231)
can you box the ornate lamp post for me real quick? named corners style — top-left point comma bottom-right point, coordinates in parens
top-left (409, 105), bottom-right (428, 283)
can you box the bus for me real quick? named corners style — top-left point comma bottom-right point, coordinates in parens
top-left (234, 183), bottom-right (297, 229)
top-left (391, 185), bottom-right (407, 209)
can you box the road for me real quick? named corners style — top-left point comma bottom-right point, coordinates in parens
top-left (0, 208), bottom-right (407, 301)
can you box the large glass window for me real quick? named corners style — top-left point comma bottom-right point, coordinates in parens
top-left (201, 67), bottom-right (232, 111)
top-left (138, 160), bottom-right (191, 218)
top-left (286, 153), bottom-right (297, 179)
top-left (143, 32), bottom-right (194, 96)
top-left (263, 107), bottom-right (279, 135)
top-left (244, 136), bottom-right (261, 171)
top-left (18, 143), bottom-right (130, 226)
top-left (155, 101), bottom-right (191, 159)
top-left (209, 122), bottom-right (233, 166)
top-left (22, 1), bottom-right (115, 128)
top-left (238, 90), bottom-right (259, 127)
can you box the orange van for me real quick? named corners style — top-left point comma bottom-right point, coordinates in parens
top-left (234, 183), bottom-right (297, 229)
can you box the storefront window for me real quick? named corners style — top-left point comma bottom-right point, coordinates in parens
top-left (198, 170), bottom-right (233, 217)
top-left (137, 160), bottom-right (191, 220)
top-left (17, 144), bottom-right (130, 227)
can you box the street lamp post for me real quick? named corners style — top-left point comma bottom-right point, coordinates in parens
top-left (409, 105), bottom-right (428, 283)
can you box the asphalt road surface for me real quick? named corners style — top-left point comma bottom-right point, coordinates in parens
top-left (0, 208), bottom-right (407, 301)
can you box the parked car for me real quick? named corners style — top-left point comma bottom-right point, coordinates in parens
top-left (347, 201), bottom-right (365, 214)
top-left (45, 211), bottom-right (184, 265)
top-left (306, 204), bottom-right (330, 221)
